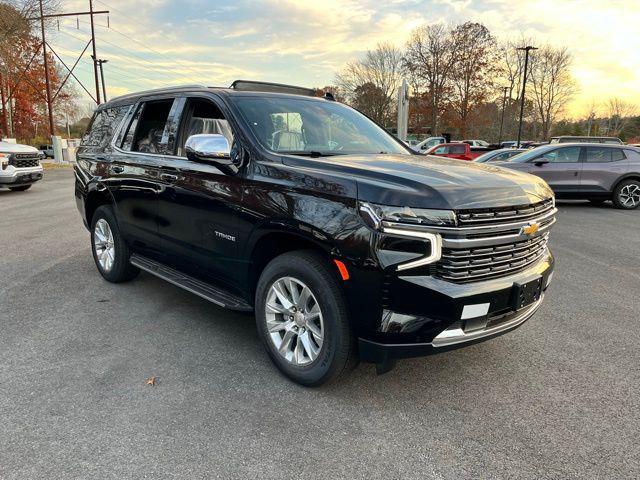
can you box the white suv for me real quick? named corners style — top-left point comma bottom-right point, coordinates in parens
top-left (0, 141), bottom-right (44, 191)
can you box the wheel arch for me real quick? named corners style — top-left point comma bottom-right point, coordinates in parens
top-left (611, 173), bottom-right (640, 193)
top-left (246, 228), bottom-right (340, 301)
top-left (85, 182), bottom-right (116, 227)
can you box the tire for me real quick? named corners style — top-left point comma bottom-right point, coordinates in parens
top-left (9, 185), bottom-right (31, 191)
top-left (90, 205), bottom-right (139, 283)
top-left (612, 179), bottom-right (640, 209)
top-left (588, 198), bottom-right (606, 206)
top-left (255, 250), bottom-right (356, 386)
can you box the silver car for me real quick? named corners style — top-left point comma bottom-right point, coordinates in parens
top-left (499, 143), bottom-right (640, 209)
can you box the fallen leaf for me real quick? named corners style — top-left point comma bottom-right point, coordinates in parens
top-left (146, 376), bottom-right (157, 386)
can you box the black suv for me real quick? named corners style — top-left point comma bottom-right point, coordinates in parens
top-left (75, 81), bottom-right (556, 386)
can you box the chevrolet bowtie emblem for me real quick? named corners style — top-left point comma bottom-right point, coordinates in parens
top-left (521, 222), bottom-right (540, 236)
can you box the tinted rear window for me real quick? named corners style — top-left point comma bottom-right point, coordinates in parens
top-left (82, 106), bottom-right (130, 148)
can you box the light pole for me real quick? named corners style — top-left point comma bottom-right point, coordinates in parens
top-left (498, 86), bottom-right (509, 145)
top-left (516, 46), bottom-right (537, 148)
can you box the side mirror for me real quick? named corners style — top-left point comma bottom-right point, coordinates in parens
top-left (185, 134), bottom-right (239, 175)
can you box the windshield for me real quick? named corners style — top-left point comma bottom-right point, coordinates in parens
top-left (231, 96), bottom-right (409, 156)
top-left (508, 146), bottom-right (555, 163)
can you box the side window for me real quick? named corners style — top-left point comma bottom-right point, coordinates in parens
top-left (120, 98), bottom-right (177, 154)
top-left (177, 98), bottom-right (234, 157)
top-left (434, 146), bottom-right (446, 154)
top-left (82, 106), bottom-right (129, 148)
top-left (538, 147), bottom-right (580, 163)
top-left (451, 145), bottom-right (465, 154)
top-left (586, 147), bottom-right (612, 163)
top-left (611, 149), bottom-right (627, 162)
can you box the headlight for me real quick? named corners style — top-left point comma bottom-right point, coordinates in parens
top-left (359, 202), bottom-right (456, 229)
top-left (359, 202), bottom-right (449, 271)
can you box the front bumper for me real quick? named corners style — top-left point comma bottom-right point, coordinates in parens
top-left (0, 166), bottom-right (44, 186)
top-left (358, 250), bottom-right (554, 363)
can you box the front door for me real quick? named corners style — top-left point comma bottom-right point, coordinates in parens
top-left (525, 146), bottom-right (582, 194)
top-left (156, 95), bottom-right (244, 290)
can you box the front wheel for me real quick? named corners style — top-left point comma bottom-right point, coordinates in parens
top-left (255, 251), bottom-right (356, 386)
top-left (613, 180), bottom-right (640, 209)
top-left (90, 205), bottom-right (139, 282)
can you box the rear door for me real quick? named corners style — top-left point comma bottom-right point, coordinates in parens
top-left (524, 146), bottom-right (582, 193)
top-left (580, 146), bottom-right (629, 194)
top-left (108, 96), bottom-right (185, 257)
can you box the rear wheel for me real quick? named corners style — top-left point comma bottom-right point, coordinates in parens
top-left (255, 251), bottom-right (356, 386)
top-left (90, 205), bottom-right (139, 282)
top-left (612, 180), bottom-right (640, 209)
top-left (9, 185), bottom-right (31, 191)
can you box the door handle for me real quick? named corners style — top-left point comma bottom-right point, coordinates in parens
top-left (160, 173), bottom-right (179, 182)
top-left (111, 165), bottom-right (124, 174)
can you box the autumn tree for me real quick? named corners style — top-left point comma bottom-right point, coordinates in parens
top-left (604, 97), bottom-right (637, 136)
top-left (403, 23), bottom-right (457, 135)
top-left (448, 22), bottom-right (500, 137)
top-left (527, 45), bottom-right (577, 139)
top-left (335, 43), bottom-right (403, 125)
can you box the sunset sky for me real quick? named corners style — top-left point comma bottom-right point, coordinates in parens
top-left (51, 0), bottom-right (640, 118)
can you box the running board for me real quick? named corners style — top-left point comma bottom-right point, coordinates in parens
top-left (130, 254), bottom-right (253, 312)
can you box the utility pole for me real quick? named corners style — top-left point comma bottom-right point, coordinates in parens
top-left (95, 58), bottom-right (108, 102)
top-left (516, 46), bottom-right (537, 148)
top-left (24, 3), bottom-right (109, 140)
top-left (498, 86), bottom-right (509, 145)
top-left (39, 0), bottom-right (55, 136)
top-left (89, 0), bottom-right (101, 105)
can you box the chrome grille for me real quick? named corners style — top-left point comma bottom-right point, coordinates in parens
top-left (457, 198), bottom-right (554, 226)
top-left (436, 233), bottom-right (549, 283)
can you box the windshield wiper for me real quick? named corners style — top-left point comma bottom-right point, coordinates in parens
top-left (279, 151), bottom-right (344, 158)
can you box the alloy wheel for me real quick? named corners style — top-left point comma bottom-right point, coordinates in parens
top-left (264, 276), bottom-right (324, 366)
top-left (619, 183), bottom-right (640, 208)
top-left (94, 218), bottom-right (115, 272)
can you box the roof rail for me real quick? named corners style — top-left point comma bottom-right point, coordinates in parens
top-left (230, 80), bottom-right (316, 97)
top-left (108, 84), bottom-right (208, 104)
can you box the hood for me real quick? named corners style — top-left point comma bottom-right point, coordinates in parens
top-left (0, 141), bottom-right (39, 154)
top-left (283, 153), bottom-right (553, 210)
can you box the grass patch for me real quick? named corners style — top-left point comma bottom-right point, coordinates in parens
top-left (42, 162), bottom-right (74, 170)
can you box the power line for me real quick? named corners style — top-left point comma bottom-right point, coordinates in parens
top-left (93, 0), bottom-right (214, 80)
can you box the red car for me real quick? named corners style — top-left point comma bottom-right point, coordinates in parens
top-left (424, 142), bottom-right (489, 161)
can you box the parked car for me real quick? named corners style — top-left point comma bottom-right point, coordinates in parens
top-left (424, 142), bottom-right (488, 160)
top-left (0, 141), bottom-right (44, 191)
top-left (499, 143), bottom-right (640, 209)
top-left (38, 144), bottom-right (54, 158)
top-left (412, 136), bottom-right (446, 152)
top-left (462, 139), bottom-right (490, 147)
top-left (500, 141), bottom-right (518, 148)
top-left (474, 148), bottom-right (526, 163)
top-left (75, 82), bottom-right (556, 386)
top-left (549, 136), bottom-right (622, 144)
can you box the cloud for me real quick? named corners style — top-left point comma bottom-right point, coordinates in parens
top-left (50, 0), bottom-right (639, 116)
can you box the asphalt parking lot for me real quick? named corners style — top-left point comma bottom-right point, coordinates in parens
top-left (1, 168), bottom-right (638, 479)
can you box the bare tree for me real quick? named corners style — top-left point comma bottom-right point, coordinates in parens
top-left (403, 23), bottom-right (457, 135)
top-left (528, 46), bottom-right (577, 139)
top-left (335, 43), bottom-right (403, 125)
top-left (604, 97), bottom-right (637, 136)
top-left (448, 22), bottom-right (500, 137)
